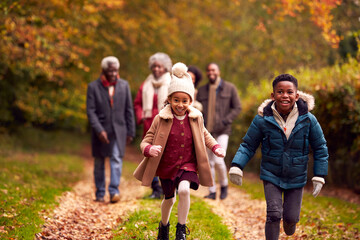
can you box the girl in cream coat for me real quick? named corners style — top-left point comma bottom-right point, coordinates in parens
top-left (134, 63), bottom-right (225, 240)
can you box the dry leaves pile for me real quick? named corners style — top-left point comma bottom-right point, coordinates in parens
top-left (35, 151), bottom-right (147, 240)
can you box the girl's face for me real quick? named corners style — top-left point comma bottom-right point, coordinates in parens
top-left (271, 81), bottom-right (299, 115)
top-left (168, 92), bottom-right (192, 116)
top-left (151, 61), bottom-right (166, 79)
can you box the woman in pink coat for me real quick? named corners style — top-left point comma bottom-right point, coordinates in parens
top-left (134, 52), bottom-right (172, 199)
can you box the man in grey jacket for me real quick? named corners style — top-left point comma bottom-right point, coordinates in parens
top-left (196, 63), bottom-right (241, 200)
top-left (86, 56), bottom-right (135, 203)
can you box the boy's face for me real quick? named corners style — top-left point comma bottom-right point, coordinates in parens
top-left (271, 81), bottom-right (299, 115)
top-left (168, 92), bottom-right (192, 116)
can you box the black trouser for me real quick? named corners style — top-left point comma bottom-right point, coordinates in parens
top-left (263, 181), bottom-right (303, 240)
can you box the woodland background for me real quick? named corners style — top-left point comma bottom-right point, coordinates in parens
top-left (1, 0), bottom-right (359, 191)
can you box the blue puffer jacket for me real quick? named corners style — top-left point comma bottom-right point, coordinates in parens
top-left (231, 92), bottom-right (328, 189)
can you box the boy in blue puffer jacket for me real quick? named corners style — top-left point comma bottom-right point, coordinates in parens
top-left (229, 74), bottom-right (328, 240)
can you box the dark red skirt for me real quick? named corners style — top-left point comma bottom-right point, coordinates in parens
top-left (160, 170), bottom-right (199, 199)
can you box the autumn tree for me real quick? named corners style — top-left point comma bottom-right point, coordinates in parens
top-left (0, 0), bottom-right (351, 130)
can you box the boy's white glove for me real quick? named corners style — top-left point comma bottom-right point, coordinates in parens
top-left (312, 177), bottom-right (325, 197)
top-left (229, 167), bottom-right (243, 186)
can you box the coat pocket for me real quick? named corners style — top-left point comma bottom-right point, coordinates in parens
top-left (261, 155), bottom-right (281, 176)
top-left (262, 155), bottom-right (280, 165)
top-left (292, 155), bottom-right (308, 166)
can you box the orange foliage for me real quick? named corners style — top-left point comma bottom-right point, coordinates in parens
top-left (267, 0), bottom-right (342, 48)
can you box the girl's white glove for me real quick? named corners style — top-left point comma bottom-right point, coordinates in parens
top-left (312, 177), bottom-right (325, 197)
top-left (149, 145), bottom-right (162, 157)
top-left (214, 147), bottom-right (226, 158)
top-left (229, 167), bottom-right (243, 186)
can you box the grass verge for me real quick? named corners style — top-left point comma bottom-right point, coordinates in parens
top-left (238, 174), bottom-right (360, 239)
top-left (115, 162), bottom-right (232, 240)
top-left (0, 127), bottom-right (87, 239)
top-left (113, 195), bottom-right (232, 240)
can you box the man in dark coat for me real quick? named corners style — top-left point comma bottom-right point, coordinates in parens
top-left (197, 62), bottom-right (242, 200)
top-left (86, 56), bottom-right (135, 203)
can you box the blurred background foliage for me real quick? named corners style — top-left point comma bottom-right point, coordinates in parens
top-left (0, 0), bottom-right (359, 190)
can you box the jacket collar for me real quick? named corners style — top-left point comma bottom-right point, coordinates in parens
top-left (258, 91), bottom-right (315, 117)
top-left (205, 78), bottom-right (224, 90)
top-left (158, 105), bottom-right (203, 119)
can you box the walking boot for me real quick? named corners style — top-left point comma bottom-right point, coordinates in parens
top-left (157, 221), bottom-right (169, 240)
top-left (175, 223), bottom-right (190, 240)
top-left (150, 181), bottom-right (163, 199)
top-left (204, 192), bottom-right (216, 200)
top-left (220, 186), bottom-right (228, 200)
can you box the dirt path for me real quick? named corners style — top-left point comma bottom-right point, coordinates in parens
top-left (36, 144), bottom-right (359, 240)
top-left (36, 145), bottom-right (148, 239)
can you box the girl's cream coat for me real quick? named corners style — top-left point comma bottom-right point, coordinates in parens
top-left (133, 105), bottom-right (216, 187)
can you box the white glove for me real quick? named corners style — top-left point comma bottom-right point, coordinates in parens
top-left (312, 177), bottom-right (325, 197)
top-left (149, 145), bottom-right (162, 157)
top-left (229, 167), bottom-right (243, 186)
top-left (214, 147), bottom-right (226, 158)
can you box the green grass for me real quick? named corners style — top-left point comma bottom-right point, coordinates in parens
top-left (117, 159), bottom-right (232, 239)
top-left (0, 127), bottom-right (87, 239)
top-left (236, 174), bottom-right (360, 239)
top-left (113, 196), bottom-right (232, 240)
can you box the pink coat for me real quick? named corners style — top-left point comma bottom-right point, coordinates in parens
top-left (133, 105), bottom-right (217, 187)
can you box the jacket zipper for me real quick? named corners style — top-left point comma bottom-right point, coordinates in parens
top-left (302, 135), bottom-right (306, 155)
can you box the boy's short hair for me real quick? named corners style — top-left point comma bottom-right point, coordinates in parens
top-left (272, 74), bottom-right (298, 89)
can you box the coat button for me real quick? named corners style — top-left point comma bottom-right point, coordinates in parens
top-left (180, 121), bottom-right (183, 124)
top-left (179, 156), bottom-right (183, 159)
top-left (181, 144), bottom-right (184, 147)
top-left (177, 165), bottom-right (180, 168)
top-left (181, 132), bottom-right (184, 136)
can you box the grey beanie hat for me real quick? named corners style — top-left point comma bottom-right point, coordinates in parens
top-left (168, 62), bottom-right (195, 101)
top-left (148, 52), bottom-right (172, 72)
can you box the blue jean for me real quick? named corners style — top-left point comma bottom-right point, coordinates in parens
top-left (94, 139), bottom-right (123, 198)
top-left (263, 181), bottom-right (303, 240)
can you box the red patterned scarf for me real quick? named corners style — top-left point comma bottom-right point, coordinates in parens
top-left (100, 74), bottom-right (119, 107)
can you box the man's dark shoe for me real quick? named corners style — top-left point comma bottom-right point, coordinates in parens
top-left (110, 193), bottom-right (120, 203)
top-left (150, 191), bottom-right (162, 199)
top-left (175, 223), bottom-right (190, 240)
top-left (150, 180), bottom-right (163, 199)
top-left (220, 186), bottom-right (228, 200)
top-left (157, 221), bottom-right (170, 240)
top-left (95, 197), bottom-right (105, 202)
top-left (204, 192), bottom-right (216, 200)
